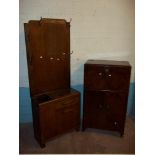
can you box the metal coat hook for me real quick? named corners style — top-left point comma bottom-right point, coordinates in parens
top-left (70, 50), bottom-right (73, 55)
top-left (39, 16), bottom-right (43, 25)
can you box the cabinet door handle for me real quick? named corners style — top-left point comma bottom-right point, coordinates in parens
top-left (98, 72), bottom-right (102, 76)
top-left (114, 121), bottom-right (118, 125)
top-left (105, 68), bottom-right (109, 72)
top-left (50, 57), bottom-right (54, 60)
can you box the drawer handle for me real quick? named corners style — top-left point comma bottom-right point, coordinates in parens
top-left (98, 72), bottom-right (102, 76)
top-left (50, 57), bottom-right (54, 60)
top-left (40, 56), bottom-right (43, 59)
top-left (108, 74), bottom-right (112, 77)
top-left (114, 121), bottom-right (118, 125)
top-left (63, 109), bottom-right (73, 113)
top-left (105, 68), bottom-right (109, 72)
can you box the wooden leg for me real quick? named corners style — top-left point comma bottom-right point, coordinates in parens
top-left (39, 142), bottom-right (46, 148)
top-left (120, 131), bottom-right (124, 137)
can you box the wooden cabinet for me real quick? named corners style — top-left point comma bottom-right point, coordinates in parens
top-left (82, 60), bottom-right (131, 136)
top-left (24, 18), bottom-right (80, 147)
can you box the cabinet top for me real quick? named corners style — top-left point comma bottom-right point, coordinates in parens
top-left (85, 60), bottom-right (131, 67)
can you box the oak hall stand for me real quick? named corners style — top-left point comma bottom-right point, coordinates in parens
top-left (24, 18), bottom-right (80, 147)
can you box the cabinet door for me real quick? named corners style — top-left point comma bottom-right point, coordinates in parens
top-left (83, 91), bottom-right (128, 132)
top-left (84, 65), bottom-right (109, 90)
top-left (54, 96), bottom-right (80, 135)
top-left (42, 21), bottom-right (70, 92)
top-left (103, 66), bottom-right (131, 91)
top-left (25, 22), bottom-right (50, 95)
top-left (84, 65), bottom-right (131, 91)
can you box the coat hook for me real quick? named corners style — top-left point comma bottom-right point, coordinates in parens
top-left (39, 17), bottom-right (43, 25)
top-left (70, 50), bottom-right (73, 55)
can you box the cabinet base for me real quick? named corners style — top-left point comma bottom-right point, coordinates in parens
top-left (82, 126), bottom-right (124, 137)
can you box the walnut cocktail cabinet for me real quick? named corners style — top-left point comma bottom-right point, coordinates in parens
top-left (82, 60), bottom-right (131, 136)
top-left (24, 18), bottom-right (80, 147)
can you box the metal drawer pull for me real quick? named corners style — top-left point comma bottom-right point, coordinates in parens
top-left (40, 56), bottom-right (43, 59)
top-left (50, 57), bottom-right (54, 60)
top-left (62, 52), bottom-right (66, 55)
top-left (105, 68), bottom-right (109, 72)
top-left (98, 72), bottom-right (102, 76)
top-left (114, 121), bottom-right (118, 125)
top-left (57, 58), bottom-right (60, 61)
top-left (108, 74), bottom-right (112, 77)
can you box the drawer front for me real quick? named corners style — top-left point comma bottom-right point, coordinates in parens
top-left (55, 95), bottom-right (79, 109)
top-left (83, 91), bottom-right (128, 131)
top-left (84, 65), bottom-right (131, 91)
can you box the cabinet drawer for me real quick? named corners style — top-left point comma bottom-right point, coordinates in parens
top-left (84, 65), bottom-right (131, 91)
top-left (55, 95), bottom-right (79, 109)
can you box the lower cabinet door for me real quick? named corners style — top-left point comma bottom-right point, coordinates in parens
top-left (39, 96), bottom-right (80, 141)
top-left (55, 104), bottom-right (80, 134)
top-left (83, 91), bottom-right (128, 132)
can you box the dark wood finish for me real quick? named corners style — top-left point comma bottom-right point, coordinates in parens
top-left (24, 19), bottom-right (70, 96)
top-left (24, 18), bottom-right (80, 147)
top-left (32, 89), bottom-right (80, 147)
top-left (82, 60), bottom-right (131, 136)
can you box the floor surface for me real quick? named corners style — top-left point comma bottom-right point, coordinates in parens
top-left (19, 116), bottom-right (135, 154)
